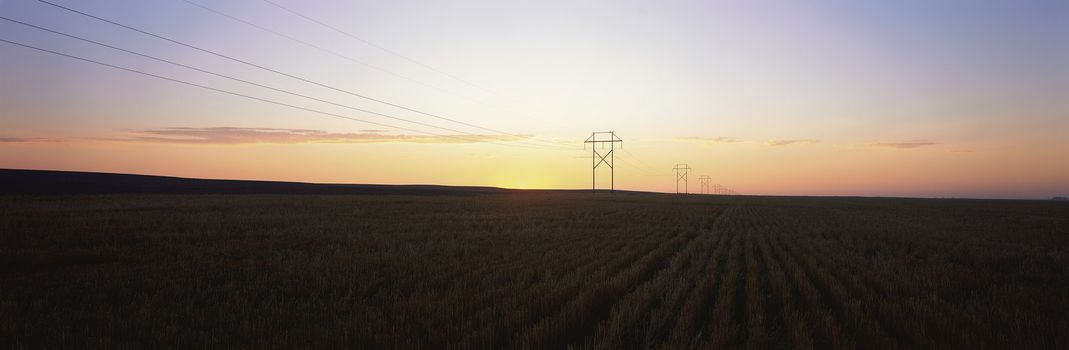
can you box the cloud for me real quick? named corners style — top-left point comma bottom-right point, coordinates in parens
top-left (766, 139), bottom-right (820, 146)
top-left (0, 137), bottom-right (64, 143)
top-left (116, 127), bottom-right (530, 145)
top-left (869, 139), bottom-right (938, 149)
top-left (678, 136), bottom-right (743, 144)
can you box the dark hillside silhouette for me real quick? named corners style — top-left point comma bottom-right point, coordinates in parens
top-left (0, 169), bottom-right (513, 195)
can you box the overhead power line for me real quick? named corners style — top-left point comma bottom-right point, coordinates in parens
top-left (615, 157), bottom-right (672, 177)
top-left (621, 149), bottom-right (660, 173)
top-left (613, 157), bottom-right (671, 177)
top-left (0, 16), bottom-right (562, 151)
top-left (257, 0), bottom-right (533, 111)
top-left (34, 0), bottom-right (575, 151)
top-left (179, 0), bottom-right (573, 151)
top-left (0, 37), bottom-right (551, 150)
top-left (177, 0), bottom-right (519, 119)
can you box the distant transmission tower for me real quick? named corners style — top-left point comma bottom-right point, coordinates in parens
top-left (699, 175), bottom-right (711, 194)
top-left (584, 131), bottom-right (623, 193)
top-left (673, 164), bottom-right (691, 194)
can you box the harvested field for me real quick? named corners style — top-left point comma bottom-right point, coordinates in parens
top-left (2, 193), bottom-right (1068, 348)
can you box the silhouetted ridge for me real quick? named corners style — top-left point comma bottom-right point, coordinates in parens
top-left (0, 169), bottom-right (513, 195)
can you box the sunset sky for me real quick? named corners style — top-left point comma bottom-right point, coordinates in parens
top-left (1, 0), bottom-right (1066, 198)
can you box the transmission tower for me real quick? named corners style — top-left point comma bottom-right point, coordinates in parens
top-left (699, 175), bottom-right (711, 194)
top-left (584, 131), bottom-right (623, 192)
top-left (673, 164), bottom-right (691, 194)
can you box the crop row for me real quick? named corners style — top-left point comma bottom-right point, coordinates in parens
top-left (3, 194), bottom-right (1067, 348)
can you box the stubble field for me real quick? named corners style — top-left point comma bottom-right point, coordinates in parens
top-left (2, 193), bottom-right (1067, 349)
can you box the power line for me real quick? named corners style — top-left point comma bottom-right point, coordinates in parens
top-left (257, 0), bottom-right (533, 111)
top-left (181, 0), bottom-right (575, 151)
top-left (0, 16), bottom-right (566, 151)
top-left (612, 150), bottom-right (668, 176)
top-left (0, 37), bottom-right (551, 150)
top-left (34, 0), bottom-right (574, 151)
top-left (177, 0), bottom-right (520, 119)
top-left (613, 157), bottom-right (671, 177)
top-left (620, 149), bottom-right (659, 173)
top-left (3, 31), bottom-right (733, 193)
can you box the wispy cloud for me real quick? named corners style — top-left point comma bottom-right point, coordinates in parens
top-left (0, 137), bottom-right (64, 143)
top-left (114, 127), bottom-right (530, 145)
top-left (869, 139), bottom-right (938, 149)
top-left (678, 136), bottom-right (743, 144)
top-left (766, 139), bottom-right (820, 146)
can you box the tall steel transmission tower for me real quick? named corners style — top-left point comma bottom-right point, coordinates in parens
top-left (699, 175), bottom-right (711, 194)
top-left (673, 164), bottom-right (691, 194)
top-left (584, 131), bottom-right (623, 193)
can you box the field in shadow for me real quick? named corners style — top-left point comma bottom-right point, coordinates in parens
top-left (2, 172), bottom-right (1068, 348)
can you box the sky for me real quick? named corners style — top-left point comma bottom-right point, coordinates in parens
top-left (1, 0), bottom-right (1066, 198)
